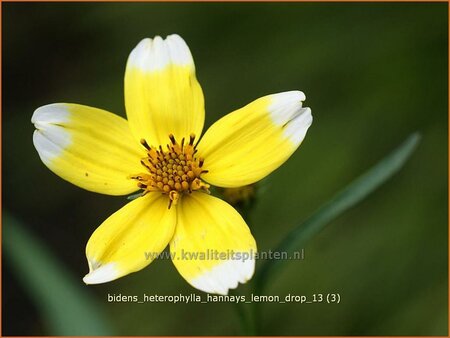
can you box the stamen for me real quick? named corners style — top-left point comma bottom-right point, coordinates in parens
top-left (189, 133), bottom-right (195, 146)
top-left (169, 190), bottom-right (180, 209)
top-left (133, 134), bottom-right (209, 208)
top-left (140, 160), bottom-right (151, 170)
top-left (169, 134), bottom-right (176, 145)
top-left (140, 138), bottom-right (151, 150)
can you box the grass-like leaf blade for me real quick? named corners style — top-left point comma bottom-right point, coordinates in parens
top-left (3, 212), bottom-right (114, 335)
top-left (255, 132), bottom-right (421, 293)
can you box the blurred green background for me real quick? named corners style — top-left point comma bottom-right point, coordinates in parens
top-left (2, 2), bottom-right (448, 336)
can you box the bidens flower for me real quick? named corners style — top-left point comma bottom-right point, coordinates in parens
top-left (32, 34), bottom-right (312, 295)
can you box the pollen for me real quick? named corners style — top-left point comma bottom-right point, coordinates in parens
top-left (131, 133), bottom-right (210, 208)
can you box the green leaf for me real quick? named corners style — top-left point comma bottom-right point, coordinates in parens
top-left (3, 211), bottom-right (114, 335)
top-left (255, 132), bottom-right (421, 293)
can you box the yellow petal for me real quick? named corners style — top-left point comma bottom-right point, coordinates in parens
top-left (83, 193), bottom-right (176, 284)
top-left (170, 192), bottom-right (256, 295)
top-left (125, 34), bottom-right (205, 146)
top-left (197, 91), bottom-right (312, 187)
top-left (32, 103), bottom-right (144, 195)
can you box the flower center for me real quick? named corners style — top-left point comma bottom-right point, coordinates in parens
top-left (131, 134), bottom-right (210, 208)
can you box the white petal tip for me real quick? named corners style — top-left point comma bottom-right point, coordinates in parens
top-left (31, 103), bottom-right (71, 127)
top-left (284, 107), bottom-right (312, 146)
top-left (266, 91), bottom-right (312, 145)
top-left (268, 90), bottom-right (307, 125)
top-left (190, 258), bottom-right (255, 295)
top-left (128, 34), bottom-right (194, 72)
top-left (32, 107), bottom-right (71, 165)
top-left (83, 263), bottom-right (118, 285)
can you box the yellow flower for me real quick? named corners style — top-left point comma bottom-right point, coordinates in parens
top-left (31, 34), bottom-right (312, 295)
